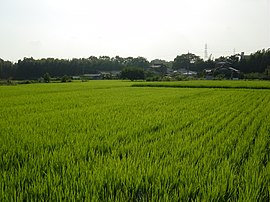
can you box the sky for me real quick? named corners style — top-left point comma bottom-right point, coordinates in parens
top-left (0, 0), bottom-right (269, 62)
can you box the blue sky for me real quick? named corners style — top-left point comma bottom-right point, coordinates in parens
top-left (0, 0), bottom-right (269, 61)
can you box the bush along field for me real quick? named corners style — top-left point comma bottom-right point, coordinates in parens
top-left (0, 80), bottom-right (270, 201)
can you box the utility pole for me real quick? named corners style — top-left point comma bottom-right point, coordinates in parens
top-left (204, 44), bottom-right (208, 61)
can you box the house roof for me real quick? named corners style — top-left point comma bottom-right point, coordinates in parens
top-left (228, 67), bottom-right (240, 73)
top-left (82, 74), bottom-right (101, 77)
top-left (150, 64), bottom-right (163, 68)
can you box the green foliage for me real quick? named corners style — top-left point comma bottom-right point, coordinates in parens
top-left (145, 76), bottom-right (161, 81)
top-left (1, 80), bottom-right (270, 201)
top-left (132, 80), bottom-right (270, 89)
top-left (1, 49), bottom-right (270, 80)
top-left (0, 59), bottom-right (15, 79)
top-left (244, 72), bottom-right (269, 80)
top-left (5, 78), bottom-right (16, 85)
top-left (174, 74), bottom-right (186, 81)
top-left (215, 74), bottom-right (226, 80)
top-left (173, 53), bottom-right (204, 71)
top-left (43, 72), bottom-right (51, 83)
top-left (120, 67), bottom-right (145, 81)
top-left (17, 80), bottom-right (33, 84)
top-left (244, 49), bottom-right (270, 73)
top-left (61, 75), bottom-right (71, 82)
top-left (265, 66), bottom-right (270, 78)
top-left (150, 59), bottom-right (173, 68)
top-left (11, 56), bottom-right (149, 80)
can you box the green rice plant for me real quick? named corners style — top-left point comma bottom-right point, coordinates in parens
top-left (0, 80), bottom-right (270, 201)
top-left (132, 80), bottom-right (270, 89)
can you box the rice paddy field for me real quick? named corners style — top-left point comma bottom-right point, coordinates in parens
top-left (1, 80), bottom-right (270, 201)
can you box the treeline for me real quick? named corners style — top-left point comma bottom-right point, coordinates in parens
top-left (0, 49), bottom-right (270, 80)
top-left (0, 56), bottom-right (149, 80)
top-left (172, 49), bottom-right (270, 74)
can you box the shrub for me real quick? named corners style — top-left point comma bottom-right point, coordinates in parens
top-left (61, 75), bottom-right (72, 82)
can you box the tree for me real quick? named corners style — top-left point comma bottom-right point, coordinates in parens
top-left (265, 66), bottom-right (270, 78)
top-left (130, 57), bottom-right (149, 69)
top-left (151, 59), bottom-right (173, 68)
top-left (1, 49), bottom-right (269, 81)
top-left (0, 59), bottom-right (15, 79)
top-left (120, 67), bottom-right (145, 81)
top-left (173, 53), bottom-right (203, 71)
top-left (43, 73), bottom-right (51, 83)
top-left (61, 75), bottom-right (71, 82)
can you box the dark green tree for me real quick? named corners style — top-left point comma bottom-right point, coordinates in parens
top-left (173, 53), bottom-right (203, 71)
top-left (43, 72), bottom-right (51, 83)
top-left (0, 59), bottom-right (15, 79)
top-left (265, 66), bottom-right (270, 78)
top-left (151, 59), bottom-right (173, 68)
top-left (120, 67), bottom-right (145, 81)
top-left (61, 75), bottom-right (71, 82)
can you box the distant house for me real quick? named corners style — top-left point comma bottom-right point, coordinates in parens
top-left (100, 71), bottom-right (121, 79)
top-left (81, 74), bottom-right (102, 80)
top-left (72, 76), bottom-right (81, 80)
top-left (204, 69), bottom-right (214, 80)
top-left (166, 68), bottom-right (174, 75)
top-left (174, 68), bottom-right (197, 76)
top-left (215, 62), bottom-right (240, 79)
top-left (240, 52), bottom-right (250, 61)
top-left (110, 71), bottom-right (121, 78)
top-left (149, 63), bottom-right (167, 75)
top-left (204, 61), bottom-right (240, 79)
